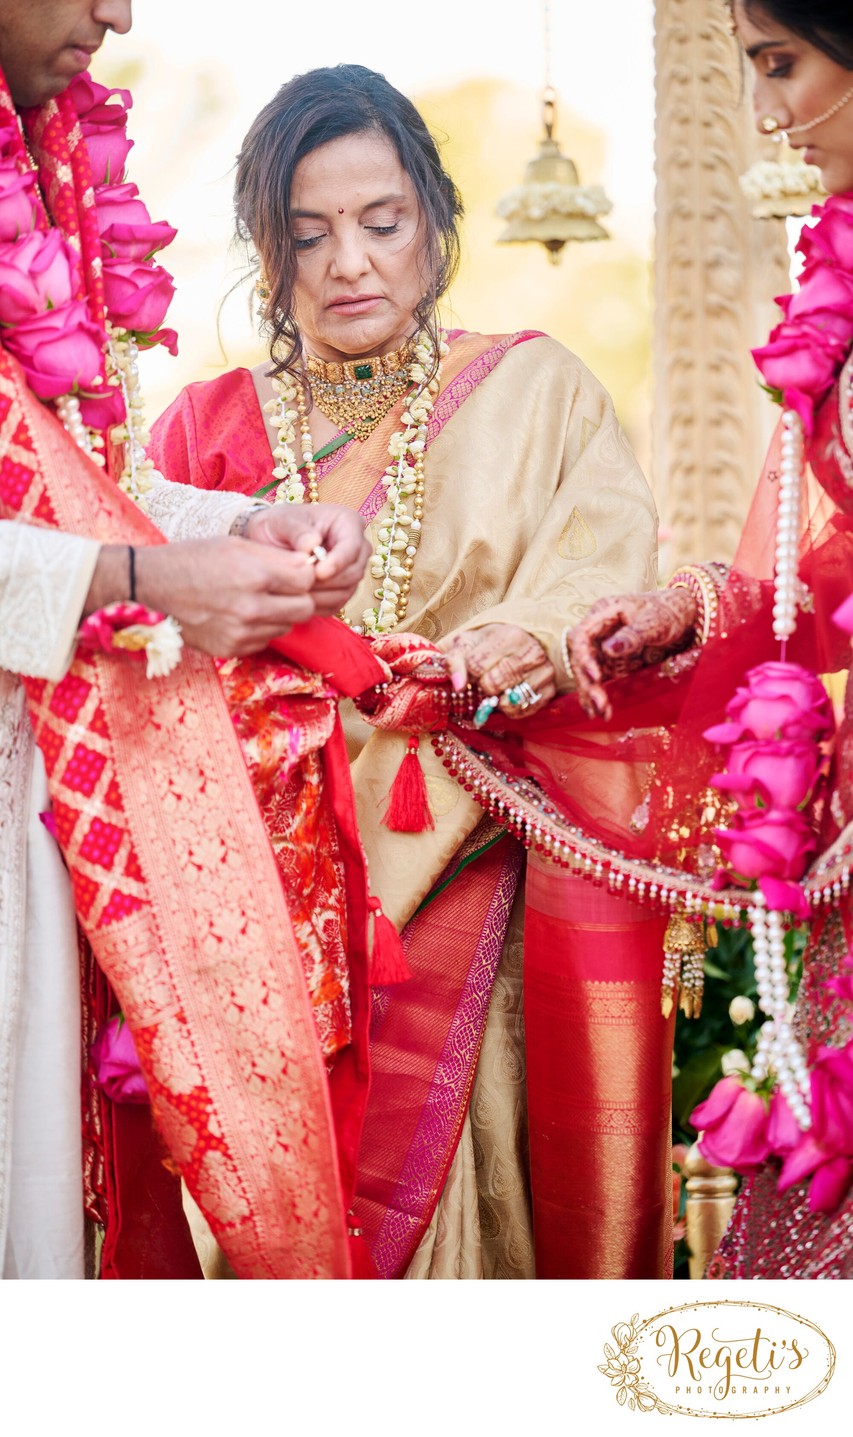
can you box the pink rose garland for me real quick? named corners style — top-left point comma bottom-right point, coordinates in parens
top-left (704, 660), bottom-right (832, 917)
top-left (0, 72), bottom-right (177, 417)
top-left (752, 194), bottom-right (853, 434)
top-left (688, 201), bottom-right (853, 1219)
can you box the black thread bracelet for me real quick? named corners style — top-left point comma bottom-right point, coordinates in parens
top-left (128, 544), bottom-right (136, 603)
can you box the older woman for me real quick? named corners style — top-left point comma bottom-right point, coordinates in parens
top-left (151, 63), bottom-right (663, 1279)
top-left (567, 0), bottom-right (853, 1278)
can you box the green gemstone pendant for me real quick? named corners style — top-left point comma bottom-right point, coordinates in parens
top-left (353, 362), bottom-right (373, 380)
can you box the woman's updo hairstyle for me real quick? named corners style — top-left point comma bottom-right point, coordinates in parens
top-left (739, 2), bottom-right (853, 68)
top-left (235, 63), bottom-right (464, 378)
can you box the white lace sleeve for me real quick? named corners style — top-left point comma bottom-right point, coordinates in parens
top-left (0, 520), bottom-right (98, 680)
top-left (143, 471), bottom-right (251, 541)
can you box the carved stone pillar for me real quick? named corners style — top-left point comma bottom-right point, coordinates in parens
top-left (653, 0), bottom-right (791, 569)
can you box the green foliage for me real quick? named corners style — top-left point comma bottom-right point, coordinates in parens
top-left (672, 923), bottom-right (804, 1147)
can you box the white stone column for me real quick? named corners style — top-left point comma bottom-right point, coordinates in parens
top-left (653, 0), bottom-right (790, 569)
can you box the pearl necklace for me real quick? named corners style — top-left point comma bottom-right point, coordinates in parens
top-left (740, 406), bottom-right (814, 1129)
top-left (749, 903), bottom-right (811, 1128)
top-left (773, 408), bottom-right (807, 641)
top-left (264, 330), bottom-right (447, 636)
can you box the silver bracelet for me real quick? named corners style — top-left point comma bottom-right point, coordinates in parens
top-left (229, 502), bottom-right (270, 539)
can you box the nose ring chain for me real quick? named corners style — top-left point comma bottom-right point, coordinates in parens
top-left (760, 80), bottom-right (853, 140)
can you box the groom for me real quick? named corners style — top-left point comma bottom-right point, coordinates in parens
top-left (0, 0), bottom-right (372, 1280)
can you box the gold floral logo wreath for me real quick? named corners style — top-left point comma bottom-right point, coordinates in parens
top-left (598, 1316), bottom-right (671, 1415)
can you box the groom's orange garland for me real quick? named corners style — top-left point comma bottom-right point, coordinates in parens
top-left (0, 69), bottom-right (386, 1277)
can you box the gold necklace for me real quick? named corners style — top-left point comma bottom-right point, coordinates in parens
top-left (305, 339), bottom-right (414, 442)
top-left (265, 331), bottom-right (447, 634)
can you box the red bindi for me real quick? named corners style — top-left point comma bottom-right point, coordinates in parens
top-left (338, 207), bottom-right (344, 214)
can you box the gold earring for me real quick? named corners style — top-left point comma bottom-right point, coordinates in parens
top-left (255, 272), bottom-right (271, 301)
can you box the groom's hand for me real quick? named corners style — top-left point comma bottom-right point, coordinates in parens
top-left (246, 502), bottom-right (370, 616)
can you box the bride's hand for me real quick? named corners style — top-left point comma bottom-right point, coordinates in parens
top-left (566, 590), bottom-right (698, 721)
top-left (439, 623), bottom-right (556, 718)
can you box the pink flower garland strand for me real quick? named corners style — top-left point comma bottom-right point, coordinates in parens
top-left (0, 72), bottom-right (176, 430)
top-left (752, 194), bottom-right (853, 436)
top-left (691, 196), bottom-right (853, 1212)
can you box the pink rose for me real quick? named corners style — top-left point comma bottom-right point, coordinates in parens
top-left (711, 737), bottom-right (823, 810)
top-left (797, 195), bottom-right (853, 272)
top-left (67, 72), bottom-right (132, 124)
top-left (714, 807), bottom-right (816, 882)
top-left (808, 1155), bottom-right (853, 1212)
top-left (0, 169), bottom-right (38, 242)
top-left (77, 382), bottom-right (126, 430)
top-left (752, 320), bottom-right (845, 392)
top-left (691, 1075), bottom-right (771, 1171)
top-left (86, 128), bottom-right (133, 189)
top-left (4, 299), bottom-right (105, 398)
top-left (704, 662), bottom-right (833, 745)
top-left (752, 320), bottom-right (849, 430)
top-left (767, 1087), bottom-right (801, 1156)
top-left (68, 73), bottom-right (134, 189)
top-left (777, 1131), bottom-right (853, 1213)
top-left (94, 180), bottom-right (152, 234)
top-left (0, 245), bottom-right (42, 323)
top-left (102, 254), bottom-right (175, 335)
top-left (144, 325), bottom-right (178, 357)
top-left (0, 230), bottom-right (79, 324)
top-left (776, 263), bottom-right (853, 346)
top-left (90, 1013), bottom-right (149, 1104)
top-left (810, 1042), bottom-right (853, 1154)
top-left (758, 875), bottom-right (811, 918)
top-left (100, 218), bottom-right (177, 262)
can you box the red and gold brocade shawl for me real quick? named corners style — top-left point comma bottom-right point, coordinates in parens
top-left (0, 344), bottom-right (387, 1278)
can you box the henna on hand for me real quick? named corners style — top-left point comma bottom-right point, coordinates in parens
top-left (565, 589), bottom-right (699, 721)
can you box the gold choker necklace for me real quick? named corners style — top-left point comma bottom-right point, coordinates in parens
top-left (305, 340), bottom-right (414, 442)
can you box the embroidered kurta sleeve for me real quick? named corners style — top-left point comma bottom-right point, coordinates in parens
top-left (0, 520), bottom-right (98, 680)
top-left (144, 472), bottom-right (250, 541)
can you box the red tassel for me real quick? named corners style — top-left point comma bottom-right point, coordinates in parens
top-left (348, 1225), bottom-right (377, 1279)
top-left (368, 896), bottom-right (411, 984)
top-left (382, 734), bottom-right (434, 833)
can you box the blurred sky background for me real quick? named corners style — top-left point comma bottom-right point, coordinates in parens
top-left (94, 0), bottom-right (656, 471)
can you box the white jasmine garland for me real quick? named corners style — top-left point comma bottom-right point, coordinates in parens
top-left (265, 330), bottom-right (448, 635)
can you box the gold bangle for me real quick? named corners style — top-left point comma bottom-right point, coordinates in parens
top-left (668, 565), bottom-right (721, 647)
